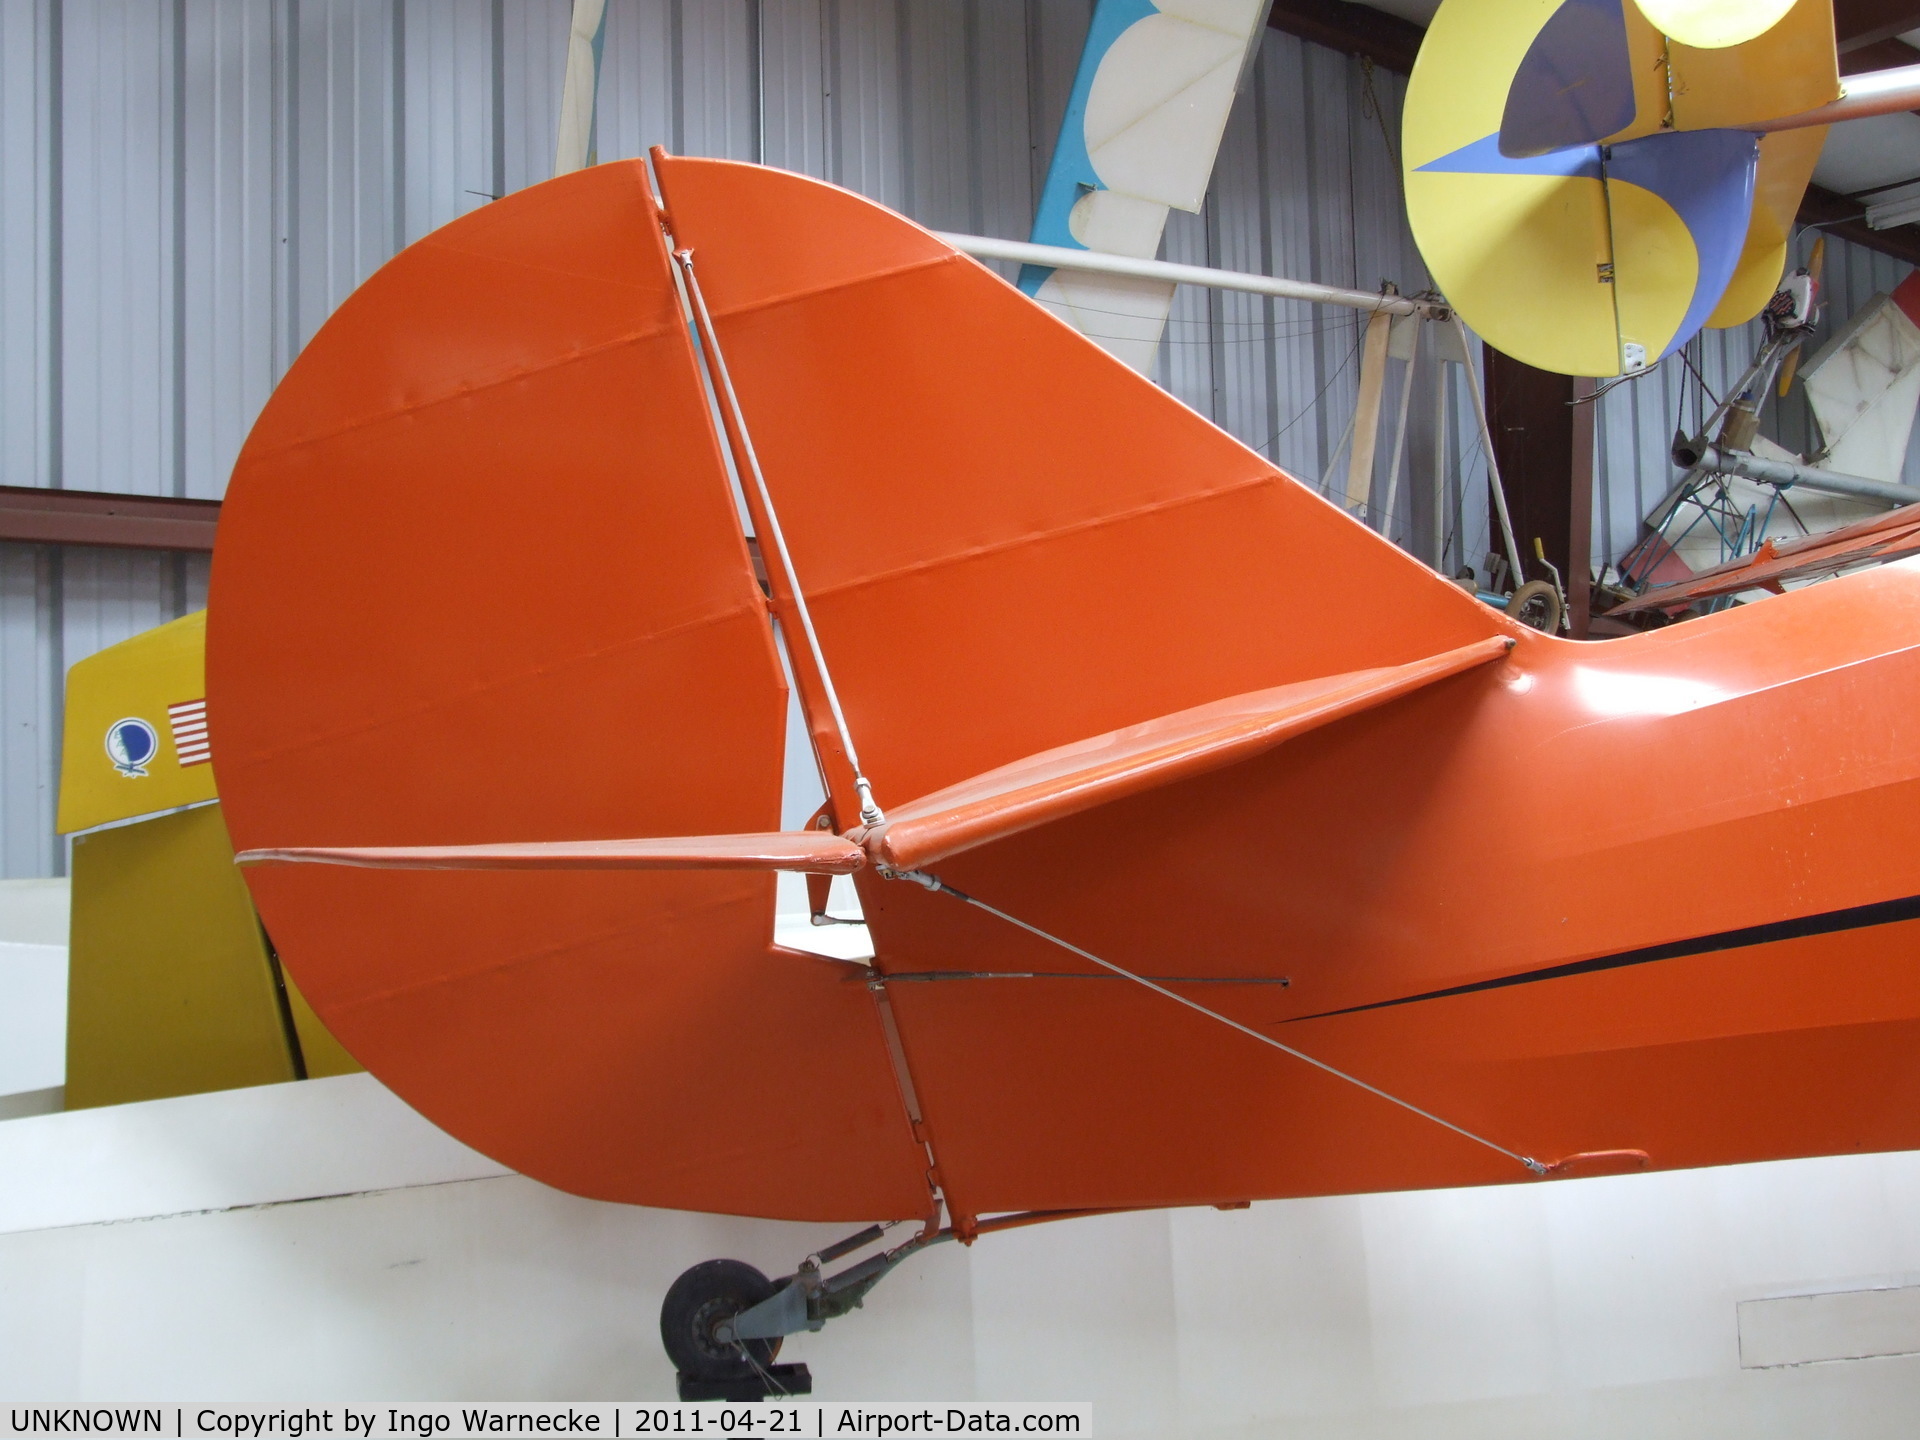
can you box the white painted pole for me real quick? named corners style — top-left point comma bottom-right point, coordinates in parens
top-left (1346, 310), bottom-right (1396, 514)
top-left (1453, 316), bottom-right (1527, 593)
top-left (933, 233), bottom-right (1444, 319)
top-left (1433, 352), bottom-right (1450, 570)
top-left (1380, 322), bottom-right (1419, 538)
top-left (1320, 411), bottom-right (1358, 495)
top-left (1759, 63), bottom-right (1920, 133)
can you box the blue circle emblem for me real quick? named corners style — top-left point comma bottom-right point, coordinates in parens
top-left (106, 717), bottom-right (159, 777)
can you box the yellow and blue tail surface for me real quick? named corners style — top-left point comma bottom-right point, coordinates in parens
top-left (1405, 0), bottom-right (1835, 376)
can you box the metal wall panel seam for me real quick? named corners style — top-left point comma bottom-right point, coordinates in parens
top-left (824, 0), bottom-right (842, 187)
top-left (669, 0), bottom-right (682, 156)
top-left (170, 0), bottom-right (184, 507)
top-left (489, 0), bottom-right (504, 201)
top-left (748, 0), bottom-right (762, 164)
top-left (894, 0), bottom-right (912, 222)
top-left (759, 0), bottom-right (824, 178)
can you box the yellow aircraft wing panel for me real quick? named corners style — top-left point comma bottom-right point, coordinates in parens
top-left (1411, 0), bottom-right (1816, 376)
top-left (1708, 126), bottom-right (1826, 329)
top-left (1405, 0), bottom-right (1558, 171)
top-left (1607, 179), bottom-right (1699, 365)
top-left (1668, 0), bottom-right (1839, 133)
top-left (58, 609), bottom-right (218, 835)
top-left (1407, 168), bottom-right (1621, 375)
top-left (1406, 0), bottom-right (1622, 375)
top-left (65, 803), bottom-right (297, 1109)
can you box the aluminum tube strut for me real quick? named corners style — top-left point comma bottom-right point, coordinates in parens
top-left (673, 249), bottom-right (885, 825)
top-left (1682, 444), bottom-right (1920, 507)
top-left (934, 233), bottom-right (1447, 319)
top-left (1431, 350), bottom-right (1449, 570)
top-left (1380, 320), bottom-right (1420, 537)
top-left (1758, 64), bottom-right (1920, 133)
top-left (1640, 335), bottom-right (1802, 534)
top-left (1452, 316), bottom-right (1528, 594)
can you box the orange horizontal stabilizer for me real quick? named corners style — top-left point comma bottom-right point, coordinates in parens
top-left (236, 833), bottom-right (866, 874)
top-left (868, 637), bottom-right (1512, 871)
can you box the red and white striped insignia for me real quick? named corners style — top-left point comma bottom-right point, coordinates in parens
top-left (167, 699), bottom-right (211, 768)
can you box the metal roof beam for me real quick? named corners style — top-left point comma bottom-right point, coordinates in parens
top-left (0, 486), bottom-right (220, 552)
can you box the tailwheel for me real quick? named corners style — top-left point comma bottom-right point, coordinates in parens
top-left (1505, 580), bottom-right (1563, 634)
top-left (660, 1259), bottom-right (783, 1382)
top-left (660, 1224), bottom-right (938, 1398)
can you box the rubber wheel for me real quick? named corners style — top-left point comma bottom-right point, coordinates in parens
top-left (660, 1259), bottom-right (784, 1381)
top-left (1505, 580), bottom-right (1563, 634)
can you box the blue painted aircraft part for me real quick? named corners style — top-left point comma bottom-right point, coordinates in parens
top-left (1416, 132), bottom-right (1604, 179)
top-left (1413, 124), bottom-right (1756, 362)
top-left (1604, 127), bottom-right (1760, 358)
top-left (1014, 263), bottom-right (1055, 297)
top-left (1499, 0), bottom-right (1637, 158)
top-left (586, 3), bottom-right (608, 165)
top-left (1020, 0), bottom-right (1159, 296)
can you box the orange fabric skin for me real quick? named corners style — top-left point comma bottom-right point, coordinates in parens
top-left (866, 638), bottom-right (1511, 870)
top-left (654, 157), bottom-right (1920, 1220)
top-left (208, 163), bottom-right (928, 1222)
top-left (215, 155), bottom-right (1920, 1228)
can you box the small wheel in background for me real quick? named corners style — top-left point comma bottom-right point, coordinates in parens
top-left (660, 1259), bottom-right (783, 1381)
top-left (1505, 580), bottom-right (1563, 634)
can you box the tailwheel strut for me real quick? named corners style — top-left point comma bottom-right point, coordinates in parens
top-left (660, 1209), bottom-right (1131, 1399)
top-left (660, 1221), bottom-right (932, 1401)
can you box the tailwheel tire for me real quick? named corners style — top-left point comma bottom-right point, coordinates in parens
top-left (660, 1259), bottom-right (784, 1381)
top-left (1505, 580), bottom-right (1563, 634)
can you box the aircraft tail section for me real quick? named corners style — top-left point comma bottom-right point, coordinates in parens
top-left (209, 160), bottom-right (931, 1223)
top-left (651, 156), bottom-right (1513, 818)
top-left (213, 153), bottom-right (1532, 1226)
top-left (237, 635), bottom-right (1511, 882)
top-left (864, 636), bottom-right (1513, 871)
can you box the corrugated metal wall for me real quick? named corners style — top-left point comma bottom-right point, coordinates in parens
top-left (0, 0), bottom-right (1909, 875)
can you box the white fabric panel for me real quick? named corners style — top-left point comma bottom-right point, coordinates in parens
top-left (1085, 7), bottom-right (1255, 213)
top-left (550, 0), bottom-right (604, 177)
top-left (1803, 295), bottom-right (1920, 486)
top-left (1033, 0), bottom-right (1266, 370)
top-left (1037, 269), bottom-right (1177, 374)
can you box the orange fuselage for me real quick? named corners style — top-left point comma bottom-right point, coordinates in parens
top-left (209, 155), bottom-right (1920, 1229)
